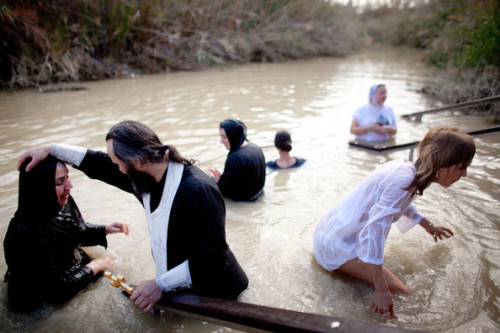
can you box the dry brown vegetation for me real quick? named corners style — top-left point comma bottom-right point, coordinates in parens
top-left (0, 0), bottom-right (358, 90)
top-left (2, 0), bottom-right (498, 122)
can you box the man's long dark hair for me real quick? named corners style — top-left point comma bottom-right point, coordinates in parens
top-left (105, 120), bottom-right (193, 167)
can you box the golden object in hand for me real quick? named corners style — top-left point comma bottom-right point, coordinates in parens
top-left (104, 271), bottom-right (134, 295)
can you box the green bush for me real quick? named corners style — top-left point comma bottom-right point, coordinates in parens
top-left (362, 0), bottom-right (500, 68)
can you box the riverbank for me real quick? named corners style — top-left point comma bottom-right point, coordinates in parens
top-left (359, 0), bottom-right (500, 123)
top-left (0, 0), bottom-right (358, 89)
top-left (1, 1), bottom-right (498, 122)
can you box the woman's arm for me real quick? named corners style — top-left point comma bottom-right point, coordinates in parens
top-left (368, 264), bottom-right (396, 318)
top-left (51, 255), bottom-right (113, 304)
top-left (217, 154), bottom-right (244, 199)
top-left (380, 125), bottom-right (397, 135)
top-left (350, 119), bottom-right (380, 135)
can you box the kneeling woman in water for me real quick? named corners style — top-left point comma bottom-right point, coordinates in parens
top-left (3, 156), bottom-right (129, 313)
top-left (313, 126), bottom-right (475, 318)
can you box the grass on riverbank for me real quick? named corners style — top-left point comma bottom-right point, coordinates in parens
top-left (361, 0), bottom-right (499, 68)
top-left (360, 0), bottom-right (500, 121)
top-left (0, 0), bottom-right (359, 89)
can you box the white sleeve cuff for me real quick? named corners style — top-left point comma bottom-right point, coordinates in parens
top-left (50, 143), bottom-right (87, 167)
top-left (155, 260), bottom-right (192, 292)
top-left (395, 204), bottom-right (424, 233)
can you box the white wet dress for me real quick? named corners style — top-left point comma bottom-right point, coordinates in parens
top-left (313, 159), bottom-right (424, 271)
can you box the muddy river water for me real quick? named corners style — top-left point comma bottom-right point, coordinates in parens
top-left (0, 47), bottom-right (499, 332)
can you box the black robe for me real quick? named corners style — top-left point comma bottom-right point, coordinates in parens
top-left (78, 150), bottom-right (248, 300)
top-left (218, 119), bottom-right (266, 201)
top-left (3, 157), bottom-right (107, 313)
top-left (218, 143), bottom-right (266, 201)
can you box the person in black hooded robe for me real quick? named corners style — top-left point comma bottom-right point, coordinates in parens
top-left (3, 156), bottom-right (129, 313)
top-left (205, 119), bottom-right (266, 201)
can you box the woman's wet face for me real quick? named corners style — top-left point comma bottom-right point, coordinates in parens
top-left (375, 85), bottom-right (387, 105)
top-left (436, 163), bottom-right (467, 188)
top-left (219, 128), bottom-right (230, 150)
top-left (55, 162), bottom-right (73, 206)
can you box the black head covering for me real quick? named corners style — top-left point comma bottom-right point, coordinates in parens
top-left (220, 119), bottom-right (247, 153)
top-left (16, 156), bottom-right (63, 221)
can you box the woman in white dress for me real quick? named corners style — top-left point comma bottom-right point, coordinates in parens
top-left (313, 126), bottom-right (475, 319)
top-left (350, 84), bottom-right (397, 142)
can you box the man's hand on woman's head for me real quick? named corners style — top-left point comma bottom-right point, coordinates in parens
top-left (17, 144), bottom-right (51, 171)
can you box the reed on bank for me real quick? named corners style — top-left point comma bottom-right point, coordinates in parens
top-left (0, 0), bottom-right (358, 89)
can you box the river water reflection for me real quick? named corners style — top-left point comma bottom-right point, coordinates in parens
top-left (0, 47), bottom-right (499, 332)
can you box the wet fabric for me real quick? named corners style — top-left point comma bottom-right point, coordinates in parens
top-left (352, 103), bottom-right (397, 142)
top-left (3, 157), bottom-right (107, 313)
top-left (266, 157), bottom-right (306, 170)
top-left (16, 156), bottom-right (61, 220)
top-left (218, 143), bottom-right (266, 201)
top-left (143, 162), bottom-right (191, 289)
top-left (369, 83), bottom-right (384, 104)
top-left (313, 159), bottom-right (423, 271)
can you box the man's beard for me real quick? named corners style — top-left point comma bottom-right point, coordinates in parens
top-left (127, 165), bottom-right (157, 197)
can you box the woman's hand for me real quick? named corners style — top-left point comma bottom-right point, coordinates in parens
top-left (367, 264), bottom-right (398, 319)
top-left (86, 256), bottom-right (114, 275)
top-left (106, 222), bottom-right (130, 235)
top-left (379, 125), bottom-right (397, 135)
top-left (427, 225), bottom-right (454, 242)
top-left (205, 168), bottom-right (221, 181)
top-left (371, 122), bottom-right (386, 134)
top-left (420, 218), bottom-right (454, 242)
top-left (371, 289), bottom-right (397, 319)
top-left (17, 144), bottom-right (51, 171)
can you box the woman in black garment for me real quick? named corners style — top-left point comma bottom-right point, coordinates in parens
top-left (3, 156), bottom-right (129, 313)
top-left (205, 118), bottom-right (266, 201)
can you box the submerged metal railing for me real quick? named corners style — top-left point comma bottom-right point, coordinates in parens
top-left (349, 126), bottom-right (500, 161)
top-left (401, 95), bottom-right (500, 121)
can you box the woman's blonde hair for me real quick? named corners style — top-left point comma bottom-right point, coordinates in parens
top-left (407, 126), bottom-right (475, 195)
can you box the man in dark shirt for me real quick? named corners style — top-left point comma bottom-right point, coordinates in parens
top-left (18, 120), bottom-right (248, 312)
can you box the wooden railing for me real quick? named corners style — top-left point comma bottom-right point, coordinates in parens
top-left (401, 95), bottom-right (500, 121)
top-left (156, 292), bottom-right (420, 333)
top-left (349, 126), bottom-right (500, 161)
top-left (104, 271), bottom-right (419, 332)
